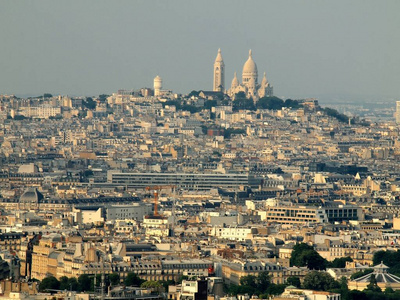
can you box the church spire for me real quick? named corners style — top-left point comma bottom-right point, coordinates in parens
top-left (213, 49), bottom-right (225, 92)
top-left (215, 48), bottom-right (224, 63)
top-left (231, 71), bottom-right (239, 88)
top-left (261, 72), bottom-right (268, 86)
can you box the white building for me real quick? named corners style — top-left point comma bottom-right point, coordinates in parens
top-left (227, 50), bottom-right (273, 100)
top-left (19, 105), bottom-right (61, 119)
top-left (210, 226), bottom-right (254, 241)
top-left (154, 75), bottom-right (162, 97)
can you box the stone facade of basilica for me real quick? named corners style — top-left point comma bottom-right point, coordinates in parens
top-left (213, 49), bottom-right (273, 101)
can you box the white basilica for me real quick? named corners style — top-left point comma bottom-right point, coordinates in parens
top-left (213, 49), bottom-right (273, 101)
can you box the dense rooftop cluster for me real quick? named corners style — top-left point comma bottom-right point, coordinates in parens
top-left (0, 90), bottom-right (400, 300)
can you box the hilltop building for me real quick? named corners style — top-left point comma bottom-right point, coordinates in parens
top-left (213, 49), bottom-right (225, 92)
top-left (212, 49), bottom-right (273, 100)
top-left (154, 75), bottom-right (162, 97)
top-left (226, 50), bottom-right (273, 100)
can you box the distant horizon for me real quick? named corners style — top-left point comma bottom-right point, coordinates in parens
top-left (6, 91), bottom-right (398, 106)
top-left (1, 1), bottom-right (399, 101)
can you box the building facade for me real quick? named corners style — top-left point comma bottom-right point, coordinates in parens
top-left (107, 171), bottom-right (252, 190)
top-left (227, 50), bottom-right (273, 100)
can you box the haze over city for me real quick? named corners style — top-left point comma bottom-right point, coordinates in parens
top-left (1, 0), bottom-right (399, 102)
top-left (3, 1), bottom-right (400, 300)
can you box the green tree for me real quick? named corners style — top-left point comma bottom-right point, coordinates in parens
top-left (290, 243), bottom-right (313, 266)
top-left (68, 277), bottom-right (79, 291)
top-left (348, 290), bottom-right (369, 300)
top-left (266, 284), bottom-right (286, 296)
top-left (204, 100), bottom-right (217, 109)
top-left (59, 276), bottom-right (69, 290)
top-left (286, 276), bottom-right (301, 288)
top-left (140, 280), bottom-right (164, 293)
top-left (257, 96), bottom-right (284, 110)
top-left (324, 276), bottom-right (350, 300)
top-left (323, 107), bottom-right (349, 123)
top-left (60, 277), bottom-right (79, 291)
top-left (84, 97), bottom-right (97, 110)
top-left (284, 99), bottom-right (301, 109)
top-left (385, 287), bottom-right (395, 294)
top-left (240, 274), bottom-right (258, 290)
top-left (235, 91), bottom-right (246, 99)
top-left (108, 273), bottom-right (120, 286)
top-left (181, 104), bottom-right (201, 113)
top-left (98, 94), bottom-right (109, 102)
top-left (159, 280), bottom-right (175, 292)
top-left (188, 90), bottom-right (200, 97)
top-left (302, 271), bottom-right (339, 291)
top-left (124, 273), bottom-right (145, 286)
top-left (224, 128), bottom-right (245, 139)
top-left (78, 274), bottom-right (92, 292)
top-left (327, 257), bottom-right (353, 268)
top-left (366, 274), bottom-right (382, 293)
top-left (300, 250), bottom-right (327, 270)
top-left (39, 276), bottom-right (60, 292)
top-left (290, 243), bottom-right (327, 270)
top-left (233, 97), bottom-right (255, 111)
top-left (256, 271), bottom-right (271, 291)
top-left (350, 269), bottom-right (373, 280)
top-left (163, 100), bottom-right (182, 110)
top-left (176, 275), bottom-right (189, 284)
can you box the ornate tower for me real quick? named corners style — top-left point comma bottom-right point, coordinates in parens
top-left (213, 49), bottom-right (225, 92)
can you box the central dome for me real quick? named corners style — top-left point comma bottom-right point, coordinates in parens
top-left (242, 49), bottom-right (258, 75)
top-left (242, 50), bottom-right (258, 85)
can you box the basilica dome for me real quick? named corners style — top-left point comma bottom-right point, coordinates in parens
top-left (242, 50), bottom-right (258, 75)
top-left (242, 50), bottom-right (258, 85)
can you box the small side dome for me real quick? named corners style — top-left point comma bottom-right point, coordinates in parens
top-left (261, 72), bottom-right (268, 86)
top-left (231, 72), bottom-right (239, 88)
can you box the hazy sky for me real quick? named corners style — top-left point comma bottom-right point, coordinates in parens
top-left (0, 1), bottom-right (399, 101)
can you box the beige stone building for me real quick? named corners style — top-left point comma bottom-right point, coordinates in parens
top-left (227, 50), bottom-right (273, 100)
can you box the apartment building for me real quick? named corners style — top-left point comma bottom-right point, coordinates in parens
top-left (258, 204), bottom-right (363, 225)
top-left (107, 171), bottom-right (254, 190)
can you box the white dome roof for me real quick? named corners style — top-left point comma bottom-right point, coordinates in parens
top-left (242, 50), bottom-right (257, 75)
top-left (154, 75), bottom-right (162, 81)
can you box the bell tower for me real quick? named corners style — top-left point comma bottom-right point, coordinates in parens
top-left (213, 49), bottom-right (225, 92)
